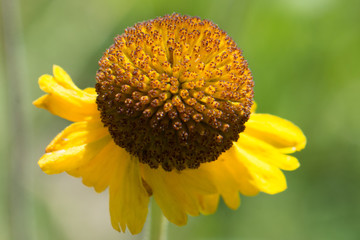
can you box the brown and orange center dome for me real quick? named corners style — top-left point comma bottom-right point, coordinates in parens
top-left (95, 14), bottom-right (254, 171)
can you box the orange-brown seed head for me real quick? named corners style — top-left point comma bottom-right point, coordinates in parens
top-left (96, 14), bottom-right (254, 171)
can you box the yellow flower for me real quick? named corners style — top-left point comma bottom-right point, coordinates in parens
top-left (33, 14), bottom-right (306, 234)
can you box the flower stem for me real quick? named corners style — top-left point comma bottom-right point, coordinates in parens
top-left (1, 0), bottom-right (32, 239)
top-left (149, 198), bottom-right (168, 240)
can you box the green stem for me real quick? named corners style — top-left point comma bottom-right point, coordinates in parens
top-left (1, 0), bottom-right (32, 239)
top-left (148, 199), bottom-right (168, 240)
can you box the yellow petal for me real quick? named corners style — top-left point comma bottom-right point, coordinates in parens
top-left (245, 113), bottom-right (306, 153)
top-left (222, 191), bottom-right (241, 210)
top-left (52, 65), bottom-right (79, 90)
top-left (251, 101), bottom-right (257, 113)
top-left (33, 66), bottom-right (99, 122)
top-left (197, 194), bottom-right (219, 215)
top-left (200, 160), bottom-right (242, 209)
top-left (109, 154), bottom-right (149, 234)
top-left (224, 143), bottom-right (288, 195)
top-left (67, 141), bottom-right (122, 193)
top-left (38, 135), bottom-right (111, 174)
top-left (140, 164), bottom-right (217, 225)
top-left (45, 120), bottom-right (108, 152)
top-left (215, 155), bottom-right (260, 197)
top-left (236, 133), bottom-right (300, 171)
top-left (83, 87), bottom-right (97, 94)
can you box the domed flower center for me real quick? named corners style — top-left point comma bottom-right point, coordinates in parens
top-left (96, 14), bottom-right (254, 171)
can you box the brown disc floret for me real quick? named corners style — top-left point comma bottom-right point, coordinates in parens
top-left (96, 14), bottom-right (254, 171)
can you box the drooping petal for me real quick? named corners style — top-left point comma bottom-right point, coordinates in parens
top-left (38, 135), bottom-right (111, 175)
top-left (67, 141), bottom-right (122, 193)
top-left (33, 65), bottom-right (99, 122)
top-left (52, 65), bottom-right (80, 90)
top-left (211, 155), bottom-right (260, 198)
top-left (236, 133), bottom-right (300, 171)
top-left (140, 164), bottom-right (217, 225)
top-left (224, 143), bottom-right (288, 195)
top-left (109, 152), bottom-right (149, 234)
top-left (197, 194), bottom-right (219, 215)
top-left (45, 120), bottom-right (109, 152)
top-left (38, 118), bottom-right (111, 174)
top-left (199, 160), bottom-right (242, 209)
top-left (245, 113), bottom-right (306, 153)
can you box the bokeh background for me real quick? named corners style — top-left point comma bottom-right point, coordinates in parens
top-left (1, 0), bottom-right (359, 239)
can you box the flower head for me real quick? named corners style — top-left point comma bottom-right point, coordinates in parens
top-left (96, 14), bottom-right (254, 171)
top-left (34, 14), bottom-right (306, 234)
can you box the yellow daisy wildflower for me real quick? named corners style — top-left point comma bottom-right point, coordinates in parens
top-left (34, 14), bottom-right (306, 234)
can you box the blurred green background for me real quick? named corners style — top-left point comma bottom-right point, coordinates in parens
top-left (1, 0), bottom-right (359, 239)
